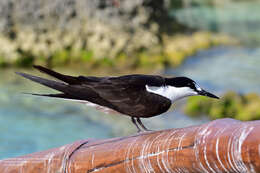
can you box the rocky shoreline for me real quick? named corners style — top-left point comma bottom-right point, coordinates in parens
top-left (0, 0), bottom-right (238, 68)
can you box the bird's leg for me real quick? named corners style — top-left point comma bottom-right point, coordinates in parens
top-left (136, 118), bottom-right (151, 131)
top-left (131, 117), bottom-right (141, 132)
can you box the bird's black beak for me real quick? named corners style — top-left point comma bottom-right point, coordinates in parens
top-left (198, 89), bottom-right (219, 99)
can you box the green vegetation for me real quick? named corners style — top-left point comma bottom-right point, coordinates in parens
top-left (185, 91), bottom-right (260, 121)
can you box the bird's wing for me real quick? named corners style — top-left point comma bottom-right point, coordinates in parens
top-left (78, 75), bottom-right (172, 116)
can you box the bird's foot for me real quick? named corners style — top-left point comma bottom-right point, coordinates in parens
top-left (137, 129), bottom-right (153, 133)
top-left (144, 129), bottom-right (153, 132)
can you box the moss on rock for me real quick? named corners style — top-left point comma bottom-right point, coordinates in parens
top-left (163, 32), bottom-right (238, 67)
top-left (185, 91), bottom-right (260, 121)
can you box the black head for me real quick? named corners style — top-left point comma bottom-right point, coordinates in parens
top-left (165, 77), bottom-right (219, 99)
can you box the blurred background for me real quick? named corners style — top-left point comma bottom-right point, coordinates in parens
top-left (0, 0), bottom-right (260, 159)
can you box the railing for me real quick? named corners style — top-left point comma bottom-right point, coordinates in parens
top-left (0, 118), bottom-right (259, 173)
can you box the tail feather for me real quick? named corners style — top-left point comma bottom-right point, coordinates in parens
top-left (24, 93), bottom-right (84, 101)
top-left (33, 65), bottom-right (79, 84)
top-left (16, 72), bottom-right (68, 93)
top-left (26, 93), bottom-right (69, 98)
top-left (17, 72), bottom-right (88, 102)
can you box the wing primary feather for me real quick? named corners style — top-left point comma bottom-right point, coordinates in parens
top-left (33, 65), bottom-right (79, 84)
top-left (23, 92), bottom-right (119, 114)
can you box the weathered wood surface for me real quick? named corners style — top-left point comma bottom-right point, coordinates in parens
top-left (1, 118), bottom-right (260, 173)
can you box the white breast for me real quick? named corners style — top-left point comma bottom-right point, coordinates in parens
top-left (145, 85), bottom-right (197, 103)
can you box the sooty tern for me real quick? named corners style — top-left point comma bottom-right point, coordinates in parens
top-left (17, 65), bottom-right (219, 132)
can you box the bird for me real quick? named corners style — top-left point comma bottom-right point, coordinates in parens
top-left (16, 65), bottom-right (219, 132)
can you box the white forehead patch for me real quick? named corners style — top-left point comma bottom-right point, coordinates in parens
top-left (145, 85), bottom-right (197, 103)
top-left (195, 83), bottom-right (202, 91)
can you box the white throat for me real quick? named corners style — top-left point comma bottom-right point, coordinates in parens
top-left (145, 85), bottom-right (197, 103)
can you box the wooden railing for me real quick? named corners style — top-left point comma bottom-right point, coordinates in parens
top-left (0, 118), bottom-right (260, 173)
